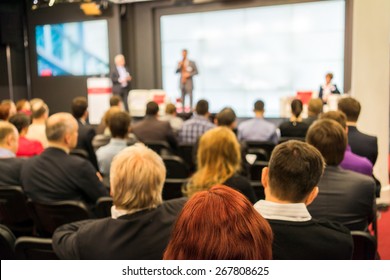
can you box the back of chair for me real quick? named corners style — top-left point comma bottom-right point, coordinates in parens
top-left (144, 140), bottom-right (172, 156)
top-left (27, 200), bottom-right (91, 237)
top-left (178, 144), bottom-right (195, 172)
top-left (95, 197), bottom-right (113, 218)
top-left (278, 137), bottom-right (306, 144)
top-left (351, 231), bottom-right (377, 260)
top-left (0, 186), bottom-right (34, 236)
top-left (249, 161), bottom-right (269, 181)
top-left (70, 148), bottom-right (89, 159)
top-left (162, 155), bottom-right (190, 179)
top-left (244, 141), bottom-right (275, 161)
top-left (0, 224), bottom-right (16, 260)
top-left (92, 134), bottom-right (111, 151)
top-left (163, 179), bottom-right (187, 201)
top-left (15, 237), bottom-right (58, 260)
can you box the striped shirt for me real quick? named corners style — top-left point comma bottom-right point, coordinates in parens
top-left (254, 200), bottom-right (312, 222)
top-left (179, 114), bottom-right (216, 144)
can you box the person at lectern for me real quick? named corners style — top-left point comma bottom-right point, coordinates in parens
top-left (319, 72), bottom-right (340, 103)
top-left (176, 49), bottom-right (198, 110)
top-left (111, 54), bottom-right (132, 111)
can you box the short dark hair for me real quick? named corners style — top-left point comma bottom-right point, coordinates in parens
top-left (306, 119), bottom-right (347, 166)
top-left (216, 107), bottom-right (236, 127)
top-left (146, 101), bottom-right (159, 116)
top-left (195, 99), bottom-right (209, 115)
top-left (268, 140), bottom-right (325, 202)
top-left (291, 99), bottom-right (303, 118)
top-left (110, 96), bottom-right (122, 107)
top-left (338, 97), bottom-right (361, 122)
top-left (320, 111), bottom-right (347, 129)
top-left (308, 98), bottom-right (323, 116)
top-left (8, 113), bottom-right (31, 133)
top-left (71, 97), bottom-right (88, 119)
top-left (108, 111), bottom-right (131, 138)
top-left (165, 103), bottom-right (177, 115)
top-left (254, 100), bottom-right (264, 112)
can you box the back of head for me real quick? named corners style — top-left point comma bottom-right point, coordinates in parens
top-left (268, 140), bottom-right (325, 202)
top-left (195, 99), bottom-right (209, 116)
top-left (338, 97), bottom-right (361, 122)
top-left (164, 185), bottom-right (273, 260)
top-left (145, 101), bottom-right (159, 116)
top-left (108, 111), bottom-right (131, 138)
top-left (216, 107), bottom-right (236, 127)
top-left (0, 103), bottom-right (11, 120)
top-left (320, 111), bottom-right (347, 129)
top-left (254, 100), bottom-right (265, 112)
top-left (110, 143), bottom-right (166, 211)
top-left (165, 103), bottom-right (177, 115)
top-left (291, 99), bottom-right (303, 118)
top-left (308, 98), bottom-right (323, 116)
top-left (46, 113), bottom-right (77, 143)
top-left (31, 101), bottom-right (49, 119)
top-left (109, 95), bottom-right (122, 107)
top-left (71, 97), bottom-right (88, 119)
top-left (9, 113), bottom-right (31, 133)
top-left (0, 121), bottom-right (18, 145)
top-left (306, 119), bottom-right (347, 166)
top-left (16, 99), bottom-right (30, 112)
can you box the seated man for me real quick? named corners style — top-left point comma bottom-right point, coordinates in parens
top-left (21, 113), bottom-right (108, 206)
top-left (52, 144), bottom-right (186, 259)
top-left (0, 122), bottom-right (25, 186)
top-left (254, 140), bottom-right (353, 259)
top-left (306, 119), bottom-right (376, 231)
top-left (215, 107), bottom-right (237, 131)
top-left (26, 100), bottom-right (49, 148)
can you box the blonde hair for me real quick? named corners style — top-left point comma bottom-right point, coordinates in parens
top-left (185, 127), bottom-right (241, 197)
top-left (110, 143), bottom-right (166, 211)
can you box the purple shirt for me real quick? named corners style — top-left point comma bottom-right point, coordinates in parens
top-left (340, 145), bottom-right (373, 176)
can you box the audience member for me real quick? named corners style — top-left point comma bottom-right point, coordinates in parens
top-left (16, 99), bottom-right (31, 116)
top-left (26, 100), bottom-right (49, 147)
top-left (8, 113), bottom-right (44, 157)
top-left (21, 113), bottom-right (108, 206)
top-left (0, 100), bottom-right (17, 121)
top-left (96, 111), bottom-right (131, 177)
top-left (53, 144), bottom-right (186, 259)
top-left (0, 122), bottom-right (25, 186)
top-left (71, 96), bottom-right (98, 170)
top-left (109, 95), bottom-right (124, 110)
top-left (338, 97), bottom-right (378, 165)
top-left (306, 119), bottom-right (376, 231)
top-left (179, 99), bottom-right (215, 144)
top-left (160, 103), bottom-right (184, 134)
top-left (215, 107), bottom-right (237, 130)
top-left (237, 100), bottom-right (278, 143)
top-left (131, 101), bottom-right (178, 150)
top-left (303, 98), bottom-right (323, 126)
top-left (96, 96), bottom-right (124, 135)
top-left (185, 126), bottom-right (257, 203)
top-left (279, 99), bottom-right (309, 138)
top-left (254, 140), bottom-right (353, 259)
top-left (320, 111), bottom-right (373, 176)
top-left (164, 185), bottom-right (272, 260)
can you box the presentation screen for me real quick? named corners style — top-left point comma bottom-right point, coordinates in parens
top-left (160, 0), bottom-right (345, 117)
top-left (35, 19), bottom-right (109, 77)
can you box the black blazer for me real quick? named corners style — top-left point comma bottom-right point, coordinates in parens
top-left (52, 198), bottom-right (186, 260)
top-left (76, 119), bottom-right (99, 170)
top-left (347, 126), bottom-right (378, 165)
top-left (110, 66), bottom-right (130, 95)
top-left (21, 147), bottom-right (108, 205)
top-left (0, 157), bottom-right (25, 186)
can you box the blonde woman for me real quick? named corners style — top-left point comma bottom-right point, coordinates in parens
top-left (185, 126), bottom-right (257, 203)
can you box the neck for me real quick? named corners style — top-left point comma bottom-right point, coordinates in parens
top-left (254, 111), bottom-right (264, 118)
top-left (48, 142), bottom-right (70, 154)
top-left (32, 118), bottom-right (46, 124)
top-left (347, 121), bottom-right (357, 126)
top-left (290, 116), bottom-right (302, 122)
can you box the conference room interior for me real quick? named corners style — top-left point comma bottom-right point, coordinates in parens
top-left (0, 0), bottom-right (389, 260)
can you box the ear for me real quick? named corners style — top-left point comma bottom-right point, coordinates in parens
top-left (261, 167), bottom-right (269, 190)
top-left (305, 186), bottom-right (319, 206)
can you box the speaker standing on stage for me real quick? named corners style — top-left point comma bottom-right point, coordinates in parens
top-left (319, 72), bottom-right (340, 103)
top-left (111, 54), bottom-right (132, 111)
top-left (176, 49), bottom-right (198, 110)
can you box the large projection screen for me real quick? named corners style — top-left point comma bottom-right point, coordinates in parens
top-left (160, 0), bottom-right (345, 117)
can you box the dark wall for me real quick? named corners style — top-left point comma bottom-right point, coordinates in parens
top-left (26, 3), bottom-right (122, 114)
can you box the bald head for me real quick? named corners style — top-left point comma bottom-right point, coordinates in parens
top-left (0, 121), bottom-right (19, 154)
top-left (46, 113), bottom-right (78, 149)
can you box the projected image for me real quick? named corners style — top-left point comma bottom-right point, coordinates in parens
top-left (36, 20), bottom-right (109, 77)
top-left (160, 0), bottom-right (345, 117)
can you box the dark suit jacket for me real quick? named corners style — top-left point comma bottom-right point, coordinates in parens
top-left (0, 157), bottom-right (25, 186)
top-left (76, 119), bottom-right (98, 170)
top-left (307, 166), bottom-right (376, 231)
top-left (21, 147), bottom-right (108, 205)
top-left (111, 66), bottom-right (130, 95)
top-left (131, 116), bottom-right (178, 150)
top-left (347, 125), bottom-right (378, 165)
top-left (52, 198), bottom-right (186, 259)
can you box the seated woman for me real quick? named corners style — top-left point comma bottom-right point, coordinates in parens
top-left (184, 126), bottom-right (257, 203)
top-left (164, 185), bottom-right (273, 260)
top-left (279, 99), bottom-right (309, 138)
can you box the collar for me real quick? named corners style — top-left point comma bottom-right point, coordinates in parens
top-left (254, 200), bottom-right (312, 222)
top-left (109, 138), bottom-right (128, 145)
top-left (0, 147), bottom-right (15, 158)
top-left (111, 205), bottom-right (158, 219)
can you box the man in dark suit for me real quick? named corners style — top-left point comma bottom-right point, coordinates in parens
top-left (306, 119), bottom-right (376, 231)
top-left (0, 121), bottom-right (25, 186)
top-left (52, 144), bottom-right (186, 259)
top-left (21, 113), bottom-right (108, 207)
top-left (338, 97), bottom-right (378, 165)
top-left (176, 49), bottom-right (198, 110)
top-left (254, 140), bottom-right (353, 260)
top-left (131, 101), bottom-right (178, 150)
top-left (111, 54), bottom-right (132, 111)
top-left (71, 96), bottom-right (98, 170)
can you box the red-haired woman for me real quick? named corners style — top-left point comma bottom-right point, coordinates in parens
top-left (164, 185), bottom-right (273, 260)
